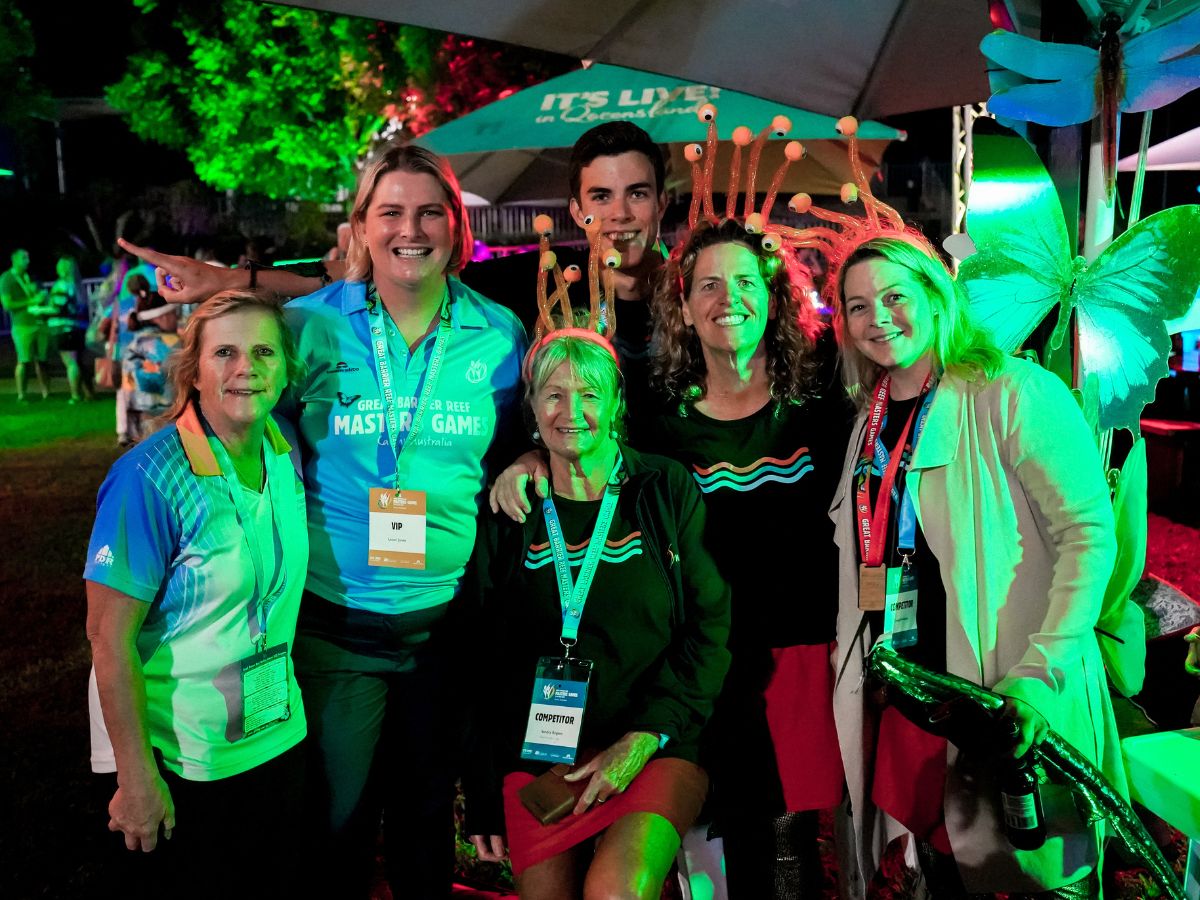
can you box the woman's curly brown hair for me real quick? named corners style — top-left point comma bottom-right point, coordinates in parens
top-left (650, 218), bottom-right (824, 408)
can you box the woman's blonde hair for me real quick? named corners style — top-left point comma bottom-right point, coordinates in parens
top-left (650, 218), bottom-right (823, 407)
top-left (345, 143), bottom-right (473, 283)
top-left (525, 332), bottom-right (626, 441)
top-left (162, 290), bottom-right (304, 422)
top-left (833, 238), bottom-right (1005, 407)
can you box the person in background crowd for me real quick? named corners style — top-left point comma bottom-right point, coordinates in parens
top-left (47, 255), bottom-right (95, 404)
top-left (1, 248), bottom-right (51, 402)
top-left (121, 279), bottom-right (180, 441)
top-left (85, 291), bottom-right (309, 897)
top-left (466, 327), bottom-right (730, 900)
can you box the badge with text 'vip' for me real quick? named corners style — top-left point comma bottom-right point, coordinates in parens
top-left (521, 656), bottom-right (593, 765)
top-left (368, 488), bottom-right (427, 569)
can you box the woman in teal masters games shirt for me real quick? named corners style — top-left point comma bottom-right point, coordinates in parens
top-left (282, 145), bottom-right (525, 897)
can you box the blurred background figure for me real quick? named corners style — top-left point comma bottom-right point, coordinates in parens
top-left (47, 256), bottom-right (95, 404)
top-left (1, 248), bottom-right (51, 402)
top-left (121, 277), bottom-right (180, 442)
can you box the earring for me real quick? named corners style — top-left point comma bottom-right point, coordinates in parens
top-left (532, 429), bottom-right (541, 441)
top-left (609, 427), bottom-right (619, 439)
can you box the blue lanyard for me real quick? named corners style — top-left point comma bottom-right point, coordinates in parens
top-left (368, 284), bottom-right (452, 487)
top-left (543, 452), bottom-right (624, 651)
top-left (209, 433), bottom-right (290, 651)
top-left (872, 387), bottom-right (936, 553)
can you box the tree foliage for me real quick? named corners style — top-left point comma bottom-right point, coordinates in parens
top-left (108, 0), bottom-right (404, 201)
top-left (107, 0), bottom-right (571, 203)
top-left (0, 1), bottom-right (53, 133)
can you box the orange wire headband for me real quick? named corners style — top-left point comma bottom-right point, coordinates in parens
top-left (683, 107), bottom-right (937, 304)
top-left (520, 213), bottom-right (623, 383)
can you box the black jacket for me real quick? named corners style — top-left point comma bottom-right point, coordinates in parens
top-left (460, 444), bottom-right (731, 836)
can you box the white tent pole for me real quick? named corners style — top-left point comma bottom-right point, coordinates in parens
top-left (1082, 118), bottom-right (1118, 261)
top-left (1129, 110), bottom-right (1153, 227)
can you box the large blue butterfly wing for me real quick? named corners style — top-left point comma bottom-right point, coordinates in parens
top-left (1123, 55), bottom-right (1200, 112)
top-left (1122, 8), bottom-right (1200, 111)
top-left (1122, 7), bottom-right (1200, 69)
top-left (981, 30), bottom-right (1098, 79)
top-left (1074, 205), bottom-right (1200, 434)
top-left (981, 30), bottom-right (1100, 126)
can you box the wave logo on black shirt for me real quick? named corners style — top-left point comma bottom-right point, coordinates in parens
top-left (692, 447), bottom-right (813, 493)
top-left (524, 532), bottom-right (643, 570)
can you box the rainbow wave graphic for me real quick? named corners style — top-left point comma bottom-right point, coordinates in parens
top-left (524, 531), bottom-right (644, 570)
top-left (691, 447), bottom-right (813, 493)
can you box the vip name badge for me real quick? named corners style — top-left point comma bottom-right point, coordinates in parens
top-left (521, 656), bottom-right (592, 764)
top-left (241, 643), bottom-right (291, 737)
top-left (368, 488), bottom-right (427, 569)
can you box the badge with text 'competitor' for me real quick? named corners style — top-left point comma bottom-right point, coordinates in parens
top-left (883, 562), bottom-right (919, 648)
top-left (521, 656), bottom-right (592, 764)
top-left (368, 488), bottom-right (427, 569)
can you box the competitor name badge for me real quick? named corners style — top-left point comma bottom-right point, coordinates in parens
top-left (521, 656), bottom-right (593, 764)
top-left (368, 488), bottom-right (427, 569)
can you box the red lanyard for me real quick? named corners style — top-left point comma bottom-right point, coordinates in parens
top-left (855, 374), bottom-right (931, 567)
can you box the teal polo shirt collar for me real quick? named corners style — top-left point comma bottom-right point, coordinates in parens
top-left (338, 278), bottom-right (491, 331)
top-left (177, 401), bottom-right (292, 477)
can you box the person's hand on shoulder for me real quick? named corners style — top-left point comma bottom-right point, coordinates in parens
top-left (489, 449), bottom-right (550, 523)
top-left (108, 772), bottom-right (175, 852)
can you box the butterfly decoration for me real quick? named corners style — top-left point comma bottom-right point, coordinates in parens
top-left (956, 120), bottom-right (1200, 436)
top-left (980, 5), bottom-right (1200, 199)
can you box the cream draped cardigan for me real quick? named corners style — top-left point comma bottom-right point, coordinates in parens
top-left (829, 357), bottom-right (1133, 896)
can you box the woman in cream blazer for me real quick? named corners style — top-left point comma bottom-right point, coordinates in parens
top-left (827, 237), bottom-right (1130, 898)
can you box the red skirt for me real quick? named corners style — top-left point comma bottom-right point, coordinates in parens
top-left (870, 704), bottom-right (951, 853)
top-left (502, 755), bottom-right (708, 876)
top-left (762, 642), bottom-right (845, 812)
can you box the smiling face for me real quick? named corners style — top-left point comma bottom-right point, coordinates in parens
top-left (194, 307), bottom-right (288, 439)
top-left (361, 169), bottom-right (455, 290)
top-left (569, 151), bottom-right (665, 272)
top-left (681, 242), bottom-right (775, 360)
top-left (841, 258), bottom-right (936, 375)
top-left (532, 361), bottom-right (620, 467)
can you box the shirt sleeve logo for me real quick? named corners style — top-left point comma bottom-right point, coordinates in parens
top-left (93, 545), bottom-right (114, 566)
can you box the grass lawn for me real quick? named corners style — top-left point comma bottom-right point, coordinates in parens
top-left (0, 385), bottom-right (124, 897)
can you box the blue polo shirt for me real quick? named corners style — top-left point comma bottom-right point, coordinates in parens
top-left (84, 404), bottom-right (309, 781)
top-left (283, 278), bottom-right (525, 615)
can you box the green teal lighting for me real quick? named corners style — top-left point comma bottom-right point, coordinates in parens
top-left (0, 168), bottom-right (14, 177)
